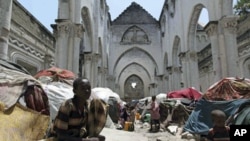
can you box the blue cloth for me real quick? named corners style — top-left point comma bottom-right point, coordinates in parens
top-left (183, 98), bottom-right (250, 135)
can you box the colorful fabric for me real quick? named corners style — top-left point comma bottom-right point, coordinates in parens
top-left (206, 126), bottom-right (230, 141)
top-left (203, 77), bottom-right (250, 101)
top-left (34, 67), bottom-right (76, 80)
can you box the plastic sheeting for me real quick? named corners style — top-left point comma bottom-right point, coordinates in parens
top-left (91, 87), bottom-right (123, 104)
top-left (183, 98), bottom-right (250, 135)
top-left (42, 82), bottom-right (74, 121)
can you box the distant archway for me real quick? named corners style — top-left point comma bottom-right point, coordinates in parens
top-left (124, 74), bottom-right (144, 102)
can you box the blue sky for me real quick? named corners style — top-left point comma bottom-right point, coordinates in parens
top-left (17, 0), bottom-right (237, 32)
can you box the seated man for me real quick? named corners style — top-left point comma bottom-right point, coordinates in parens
top-left (53, 77), bottom-right (106, 141)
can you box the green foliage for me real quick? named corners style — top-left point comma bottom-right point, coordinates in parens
top-left (234, 0), bottom-right (250, 15)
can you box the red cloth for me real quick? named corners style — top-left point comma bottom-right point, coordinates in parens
top-left (167, 87), bottom-right (202, 100)
top-left (34, 67), bottom-right (75, 79)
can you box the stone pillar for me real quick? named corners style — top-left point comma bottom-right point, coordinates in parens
top-left (162, 75), bottom-right (169, 93)
top-left (71, 24), bottom-right (83, 75)
top-left (149, 83), bottom-right (157, 96)
top-left (205, 21), bottom-right (221, 82)
top-left (166, 66), bottom-right (173, 91)
top-left (53, 20), bottom-right (70, 69)
top-left (155, 75), bottom-right (163, 93)
top-left (0, 0), bottom-right (12, 60)
top-left (186, 51), bottom-right (200, 89)
top-left (179, 52), bottom-right (187, 88)
top-left (219, 16), bottom-right (239, 77)
top-left (84, 53), bottom-right (92, 83)
top-left (91, 54), bottom-right (100, 87)
top-left (172, 66), bottom-right (181, 90)
top-left (103, 68), bottom-right (108, 87)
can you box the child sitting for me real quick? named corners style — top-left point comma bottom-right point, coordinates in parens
top-left (205, 109), bottom-right (230, 141)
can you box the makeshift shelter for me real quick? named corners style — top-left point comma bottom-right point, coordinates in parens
top-left (183, 98), bottom-right (250, 135)
top-left (227, 100), bottom-right (250, 125)
top-left (183, 77), bottom-right (250, 136)
top-left (0, 62), bottom-right (50, 141)
top-left (203, 77), bottom-right (250, 101)
top-left (167, 87), bottom-right (202, 101)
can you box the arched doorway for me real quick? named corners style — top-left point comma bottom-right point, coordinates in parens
top-left (124, 75), bottom-right (144, 102)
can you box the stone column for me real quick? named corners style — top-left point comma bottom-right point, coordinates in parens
top-left (53, 20), bottom-right (70, 69)
top-left (71, 24), bottom-right (83, 75)
top-left (0, 0), bottom-right (12, 60)
top-left (149, 83), bottom-right (157, 96)
top-left (186, 51), bottom-right (199, 89)
top-left (205, 21), bottom-right (221, 82)
top-left (103, 68), bottom-right (108, 87)
top-left (84, 53), bottom-right (92, 83)
top-left (219, 16), bottom-right (239, 77)
top-left (91, 54), bottom-right (100, 87)
top-left (166, 66), bottom-right (173, 91)
top-left (179, 52), bottom-right (187, 88)
top-left (172, 66), bottom-right (181, 90)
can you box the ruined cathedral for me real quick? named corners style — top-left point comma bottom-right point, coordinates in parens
top-left (1, 0), bottom-right (250, 102)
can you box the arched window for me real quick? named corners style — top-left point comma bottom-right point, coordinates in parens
top-left (121, 25), bottom-right (150, 45)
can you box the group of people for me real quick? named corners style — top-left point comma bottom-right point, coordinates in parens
top-left (119, 95), bottom-right (161, 132)
top-left (48, 76), bottom-right (230, 141)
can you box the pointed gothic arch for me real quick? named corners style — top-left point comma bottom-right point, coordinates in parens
top-left (120, 25), bottom-right (150, 44)
top-left (118, 63), bottom-right (151, 99)
top-left (116, 62), bottom-right (151, 83)
top-left (124, 74), bottom-right (144, 101)
top-left (113, 47), bottom-right (159, 75)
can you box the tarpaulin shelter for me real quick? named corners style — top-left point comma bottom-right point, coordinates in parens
top-left (203, 77), bottom-right (250, 101)
top-left (0, 61), bottom-right (50, 140)
top-left (0, 63), bottom-right (49, 115)
top-left (183, 98), bottom-right (250, 135)
top-left (167, 87), bottom-right (203, 100)
top-left (183, 77), bottom-right (250, 135)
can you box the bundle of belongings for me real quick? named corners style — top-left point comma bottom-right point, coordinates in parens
top-left (182, 77), bottom-right (250, 140)
top-left (34, 67), bottom-right (76, 122)
top-left (0, 59), bottom-right (50, 141)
